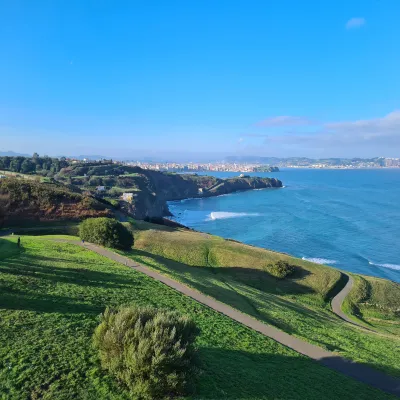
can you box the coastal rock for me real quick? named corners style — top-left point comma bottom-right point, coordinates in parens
top-left (120, 169), bottom-right (282, 219)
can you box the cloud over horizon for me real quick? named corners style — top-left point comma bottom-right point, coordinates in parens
top-left (346, 17), bottom-right (366, 29)
top-left (246, 110), bottom-right (400, 157)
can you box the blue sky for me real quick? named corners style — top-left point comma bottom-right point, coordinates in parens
top-left (1, 0), bottom-right (399, 160)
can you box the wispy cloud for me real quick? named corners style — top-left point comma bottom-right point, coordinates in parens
top-left (325, 111), bottom-right (400, 137)
top-left (255, 116), bottom-right (312, 127)
top-left (346, 17), bottom-right (365, 29)
top-left (245, 110), bottom-right (400, 157)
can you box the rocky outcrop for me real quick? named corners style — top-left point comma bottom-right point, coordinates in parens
top-left (121, 169), bottom-right (282, 219)
top-left (203, 176), bottom-right (282, 197)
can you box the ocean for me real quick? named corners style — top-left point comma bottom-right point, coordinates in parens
top-left (168, 169), bottom-right (400, 283)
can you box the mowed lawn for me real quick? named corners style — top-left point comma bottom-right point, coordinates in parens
top-left (0, 236), bottom-right (395, 400)
top-left (124, 223), bottom-right (400, 378)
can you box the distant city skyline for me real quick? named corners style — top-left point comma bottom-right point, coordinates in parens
top-left (1, 1), bottom-right (399, 158)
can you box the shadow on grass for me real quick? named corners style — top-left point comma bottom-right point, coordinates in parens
top-left (127, 249), bottom-right (331, 336)
top-left (0, 257), bottom-right (135, 290)
top-left (0, 252), bottom-right (143, 314)
top-left (196, 347), bottom-right (398, 399)
top-left (0, 238), bottom-right (22, 261)
top-left (132, 249), bottom-right (314, 296)
top-left (0, 285), bottom-right (102, 314)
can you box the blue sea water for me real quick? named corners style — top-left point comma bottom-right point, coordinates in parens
top-left (168, 169), bottom-right (400, 283)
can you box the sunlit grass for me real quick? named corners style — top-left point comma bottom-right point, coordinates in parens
top-left (0, 236), bottom-right (394, 399)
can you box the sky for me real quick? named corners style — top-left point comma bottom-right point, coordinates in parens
top-left (1, 0), bottom-right (399, 160)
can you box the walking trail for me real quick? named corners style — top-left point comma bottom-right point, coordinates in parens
top-left (43, 239), bottom-right (400, 396)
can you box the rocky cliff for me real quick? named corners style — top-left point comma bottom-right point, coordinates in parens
top-left (58, 163), bottom-right (283, 220)
top-left (119, 169), bottom-right (282, 219)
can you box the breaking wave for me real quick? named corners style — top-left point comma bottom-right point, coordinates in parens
top-left (208, 212), bottom-right (261, 220)
top-left (369, 261), bottom-right (400, 271)
top-left (302, 257), bottom-right (338, 265)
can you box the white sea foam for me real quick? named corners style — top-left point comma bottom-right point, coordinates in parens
top-left (368, 261), bottom-right (400, 271)
top-left (302, 257), bottom-right (338, 265)
top-left (208, 212), bottom-right (261, 221)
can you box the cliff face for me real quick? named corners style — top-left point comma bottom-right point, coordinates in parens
top-left (122, 168), bottom-right (282, 219)
top-left (58, 163), bottom-right (283, 220)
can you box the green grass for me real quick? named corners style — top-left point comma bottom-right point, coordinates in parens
top-left (0, 237), bottom-right (22, 260)
top-left (0, 235), bottom-right (395, 399)
top-left (343, 275), bottom-right (400, 335)
top-left (119, 222), bottom-right (400, 378)
top-left (131, 221), bottom-right (342, 305)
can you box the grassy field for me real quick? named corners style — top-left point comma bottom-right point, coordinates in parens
top-left (343, 275), bottom-right (400, 335)
top-left (121, 221), bottom-right (400, 378)
top-left (130, 221), bottom-right (342, 305)
top-left (0, 235), bottom-right (395, 399)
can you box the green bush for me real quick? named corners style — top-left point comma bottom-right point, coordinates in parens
top-left (93, 306), bottom-right (199, 399)
top-left (79, 217), bottom-right (133, 249)
top-left (266, 260), bottom-right (295, 279)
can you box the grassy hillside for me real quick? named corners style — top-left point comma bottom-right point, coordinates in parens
top-left (0, 236), bottom-right (393, 399)
top-left (131, 221), bottom-right (342, 304)
top-left (343, 275), bottom-right (400, 335)
top-left (0, 178), bottom-right (113, 226)
top-left (122, 221), bottom-right (400, 378)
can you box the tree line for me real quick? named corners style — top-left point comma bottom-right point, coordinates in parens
top-left (0, 153), bottom-right (70, 176)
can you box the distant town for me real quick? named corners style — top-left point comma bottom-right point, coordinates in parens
top-left (2, 152), bottom-right (400, 175)
top-left (109, 157), bottom-right (400, 172)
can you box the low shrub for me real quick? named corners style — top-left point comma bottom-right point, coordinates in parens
top-left (79, 217), bottom-right (133, 249)
top-left (93, 305), bottom-right (199, 399)
top-left (266, 260), bottom-right (295, 279)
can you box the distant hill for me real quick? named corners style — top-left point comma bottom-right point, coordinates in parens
top-left (0, 150), bottom-right (31, 157)
top-left (0, 178), bottom-right (114, 227)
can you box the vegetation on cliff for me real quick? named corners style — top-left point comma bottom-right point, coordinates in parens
top-left (0, 178), bottom-right (113, 226)
top-left (253, 166), bottom-right (280, 172)
top-left (59, 162), bottom-right (282, 219)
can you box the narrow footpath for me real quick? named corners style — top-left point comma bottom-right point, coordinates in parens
top-left (57, 240), bottom-right (400, 397)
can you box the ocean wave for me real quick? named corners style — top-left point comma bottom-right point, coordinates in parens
top-left (368, 261), bottom-right (400, 271)
top-left (208, 212), bottom-right (261, 220)
top-left (302, 257), bottom-right (338, 265)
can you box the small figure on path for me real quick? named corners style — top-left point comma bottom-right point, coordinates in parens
top-left (82, 239), bottom-right (85, 245)
top-left (17, 237), bottom-right (21, 247)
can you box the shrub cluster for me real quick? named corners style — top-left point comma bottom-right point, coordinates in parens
top-left (79, 217), bottom-right (133, 249)
top-left (93, 306), bottom-right (199, 399)
top-left (266, 260), bottom-right (295, 279)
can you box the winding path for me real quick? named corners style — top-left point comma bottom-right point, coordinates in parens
top-left (331, 273), bottom-right (377, 332)
top-left (54, 239), bottom-right (400, 397)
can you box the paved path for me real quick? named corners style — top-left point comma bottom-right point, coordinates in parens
top-left (50, 240), bottom-right (400, 396)
top-left (331, 274), bottom-right (378, 332)
top-left (331, 274), bottom-right (356, 324)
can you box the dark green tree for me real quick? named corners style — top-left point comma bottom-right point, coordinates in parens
top-left (93, 305), bottom-right (199, 399)
top-left (79, 217), bottom-right (133, 249)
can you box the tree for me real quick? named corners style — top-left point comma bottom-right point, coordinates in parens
top-left (266, 260), bottom-right (295, 279)
top-left (20, 159), bottom-right (36, 174)
top-left (79, 217), bottom-right (133, 249)
top-left (9, 157), bottom-right (24, 172)
top-left (93, 305), bottom-right (199, 399)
